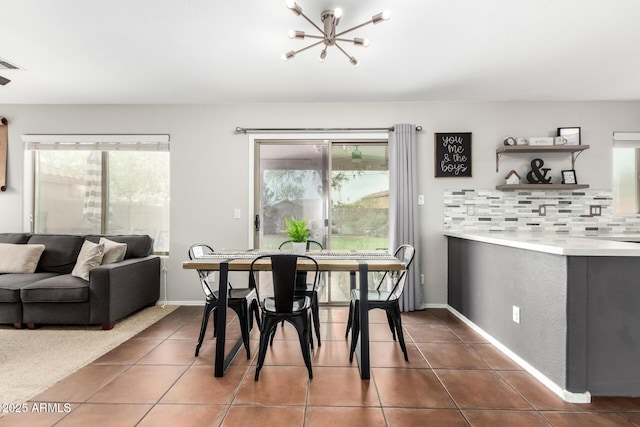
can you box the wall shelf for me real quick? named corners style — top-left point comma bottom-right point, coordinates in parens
top-left (496, 144), bottom-right (589, 172)
top-left (495, 184), bottom-right (590, 191)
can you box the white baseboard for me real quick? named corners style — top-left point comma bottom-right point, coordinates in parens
top-left (158, 300), bottom-right (205, 306)
top-left (446, 305), bottom-right (591, 404)
top-left (422, 302), bottom-right (448, 309)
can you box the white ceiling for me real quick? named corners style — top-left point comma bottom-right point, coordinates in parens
top-left (1, 0), bottom-right (639, 104)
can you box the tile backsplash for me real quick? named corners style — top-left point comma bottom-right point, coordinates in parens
top-left (444, 189), bottom-right (640, 234)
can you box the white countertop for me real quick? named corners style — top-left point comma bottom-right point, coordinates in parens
top-left (444, 231), bottom-right (640, 256)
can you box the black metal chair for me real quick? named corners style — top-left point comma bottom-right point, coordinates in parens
top-left (188, 244), bottom-right (260, 359)
top-left (252, 254), bottom-right (318, 380)
top-left (278, 239), bottom-right (324, 346)
top-left (345, 244), bottom-right (415, 362)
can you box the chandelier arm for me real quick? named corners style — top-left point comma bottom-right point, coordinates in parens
top-left (335, 37), bottom-right (358, 43)
top-left (292, 40), bottom-right (325, 55)
top-left (334, 20), bottom-right (374, 38)
top-left (302, 34), bottom-right (325, 40)
top-left (299, 12), bottom-right (328, 36)
top-left (334, 42), bottom-right (353, 60)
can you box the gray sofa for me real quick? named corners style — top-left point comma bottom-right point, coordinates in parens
top-left (0, 233), bottom-right (160, 329)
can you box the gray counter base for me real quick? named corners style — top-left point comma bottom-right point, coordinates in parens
top-left (448, 236), bottom-right (640, 398)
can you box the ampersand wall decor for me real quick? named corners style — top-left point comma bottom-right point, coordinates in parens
top-left (526, 158), bottom-right (552, 184)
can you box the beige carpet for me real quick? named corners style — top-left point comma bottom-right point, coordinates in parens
top-left (0, 305), bottom-right (178, 405)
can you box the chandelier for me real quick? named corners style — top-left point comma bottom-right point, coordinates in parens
top-left (282, 0), bottom-right (390, 67)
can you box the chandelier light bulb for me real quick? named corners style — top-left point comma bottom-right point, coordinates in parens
top-left (354, 38), bottom-right (370, 47)
top-left (334, 8), bottom-right (343, 19)
top-left (372, 10), bottom-right (391, 24)
top-left (289, 30), bottom-right (305, 39)
top-left (282, 51), bottom-right (295, 61)
top-left (319, 49), bottom-right (327, 62)
top-left (285, 0), bottom-right (302, 15)
top-left (350, 56), bottom-right (359, 67)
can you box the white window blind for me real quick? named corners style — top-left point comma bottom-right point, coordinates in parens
top-left (613, 132), bottom-right (640, 148)
top-left (22, 134), bottom-right (169, 151)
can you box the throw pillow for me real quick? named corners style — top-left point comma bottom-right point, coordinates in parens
top-left (99, 237), bottom-right (127, 264)
top-left (71, 241), bottom-right (105, 281)
top-left (0, 243), bottom-right (46, 273)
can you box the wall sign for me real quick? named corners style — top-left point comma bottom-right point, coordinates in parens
top-left (435, 132), bottom-right (472, 177)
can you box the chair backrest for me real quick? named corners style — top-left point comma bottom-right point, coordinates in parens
top-left (278, 241), bottom-right (323, 290)
top-left (251, 254), bottom-right (319, 313)
top-left (188, 243), bottom-right (214, 260)
top-left (377, 244), bottom-right (415, 300)
top-left (278, 240), bottom-right (323, 251)
top-left (188, 243), bottom-right (216, 298)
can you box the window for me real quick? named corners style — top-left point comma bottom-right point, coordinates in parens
top-left (613, 132), bottom-right (640, 214)
top-left (24, 135), bottom-right (170, 253)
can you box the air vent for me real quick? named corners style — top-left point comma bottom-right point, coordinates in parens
top-left (0, 57), bottom-right (20, 70)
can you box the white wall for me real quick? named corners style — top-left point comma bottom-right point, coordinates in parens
top-left (0, 101), bottom-right (638, 306)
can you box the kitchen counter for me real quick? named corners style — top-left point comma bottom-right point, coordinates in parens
top-left (446, 231), bottom-right (640, 401)
top-left (443, 231), bottom-right (640, 256)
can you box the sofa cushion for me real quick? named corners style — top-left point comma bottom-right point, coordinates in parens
top-left (0, 233), bottom-right (31, 244)
top-left (28, 234), bottom-right (84, 274)
top-left (0, 243), bottom-right (46, 273)
top-left (99, 237), bottom-right (127, 264)
top-left (71, 240), bottom-right (105, 281)
top-left (85, 235), bottom-right (153, 259)
top-left (20, 275), bottom-right (89, 303)
top-left (0, 272), bottom-right (61, 303)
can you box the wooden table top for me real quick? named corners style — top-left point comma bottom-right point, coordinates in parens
top-left (182, 250), bottom-right (405, 272)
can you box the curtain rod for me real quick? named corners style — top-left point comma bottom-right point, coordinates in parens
top-left (234, 126), bottom-right (422, 134)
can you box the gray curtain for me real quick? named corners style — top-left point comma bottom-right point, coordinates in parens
top-left (389, 124), bottom-right (422, 311)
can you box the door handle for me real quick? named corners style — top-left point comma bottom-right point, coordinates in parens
top-left (254, 214), bottom-right (261, 232)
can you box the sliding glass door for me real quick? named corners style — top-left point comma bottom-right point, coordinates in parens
top-left (254, 139), bottom-right (389, 304)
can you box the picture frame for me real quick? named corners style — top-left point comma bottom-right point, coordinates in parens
top-left (434, 132), bottom-right (472, 177)
top-left (557, 127), bottom-right (581, 146)
top-left (561, 169), bottom-right (577, 185)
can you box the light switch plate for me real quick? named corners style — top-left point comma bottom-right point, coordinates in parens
top-left (234, 208), bottom-right (241, 219)
top-left (418, 195), bottom-right (424, 205)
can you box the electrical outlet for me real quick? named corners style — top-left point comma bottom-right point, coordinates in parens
top-left (538, 205), bottom-right (546, 216)
top-left (420, 274), bottom-right (424, 284)
top-left (590, 205), bottom-right (601, 216)
top-left (466, 204), bottom-right (475, 216)
top-left (418, 195), bottom-right (425, 205)
top-left (234, 208), bottom-right (241, 219)
top-left (512, 306), bottom-right (521, 324)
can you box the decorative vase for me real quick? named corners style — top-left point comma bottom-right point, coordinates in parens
top-left (292, 242), bottom-right (307, 255)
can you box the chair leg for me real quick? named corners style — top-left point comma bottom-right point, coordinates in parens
top-left (251, 299), bottom-right (261, 330)
top-left (255, 317), bottom-right (278, 380)
top-left (290, 314), bottom-right (314, 379)
top-left (349, 300), bottom-right (360, 362)
top-left (345, 300), bottom-right (354, 339)
top-left (385, 311), bottom-right (397, 341)
top-left (195, 301), bottom-right (216, 357)
top-left (268, 321), bottom-right (279, 346)
top-left (389, 304), bottom-right (408, 361)
top-left (311, 292), bottom-right (321, 347)
top-left (234, 304), bottom-right (251, 359)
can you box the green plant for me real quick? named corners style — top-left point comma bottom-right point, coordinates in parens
top-left (284, 217), bottom-right (310, 243)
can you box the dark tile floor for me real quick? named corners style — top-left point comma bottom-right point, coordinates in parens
top-left (2, 306), bottom-right (640, 426)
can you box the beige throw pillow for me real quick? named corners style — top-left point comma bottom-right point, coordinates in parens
top-left (71, 241), bottom-right (105, 281)
top-left (0, 243), bottom-right (46, 273)
top-left (99, 237), bottom-right (127, 264)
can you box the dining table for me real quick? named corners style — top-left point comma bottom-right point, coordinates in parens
top-left (182, 249), bottom-right (406, 379)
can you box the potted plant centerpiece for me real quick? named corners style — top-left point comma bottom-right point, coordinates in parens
top-left (284, 216), bottom-right (310, 255)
